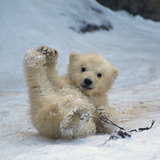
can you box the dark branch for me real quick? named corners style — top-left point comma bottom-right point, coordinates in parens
top-left (91, 115), bottom-right (155, 141)
top-left (129, 120), bottom-right (155, 133)
top-left (98, 115), bottom-right (125, 130)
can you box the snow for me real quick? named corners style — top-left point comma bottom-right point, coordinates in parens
top-left (0, 0), bottom-right (160, 159)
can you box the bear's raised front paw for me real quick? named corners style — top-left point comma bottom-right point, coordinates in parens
top-left (24, 48), bottom-right (46, 68)
top-left (37, 45), bottom-right (58, 64)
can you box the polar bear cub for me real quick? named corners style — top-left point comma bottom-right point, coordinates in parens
top-left (23, 46), bottom-right (119, 139)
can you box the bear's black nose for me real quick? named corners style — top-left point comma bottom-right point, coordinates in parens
top-left (84, 78), bottom-right (92, 86)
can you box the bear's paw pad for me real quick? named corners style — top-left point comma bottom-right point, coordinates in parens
top-left (36, 45), bottom-right (58, 61)
top-left (60, 107), bottom-right (91, 132)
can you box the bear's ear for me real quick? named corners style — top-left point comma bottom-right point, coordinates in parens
top-left (69, 52), bottom-right (79, 63)
top-left (112, 67), bottom-right (119, 80)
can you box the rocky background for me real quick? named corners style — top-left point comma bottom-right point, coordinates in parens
top-left (96, 0), bottom-right (160, 21)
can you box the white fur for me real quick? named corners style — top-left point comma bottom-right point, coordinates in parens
top-left (23, 45), bottom-right (119, 139)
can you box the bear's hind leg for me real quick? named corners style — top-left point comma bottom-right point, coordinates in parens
top-left (60, 106), bottom-right (96, 139)
top-left (32, 102), bottom-right (62, 138)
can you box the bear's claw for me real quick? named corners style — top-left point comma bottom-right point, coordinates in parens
top-left (36, 45), bottom-right (58, 62)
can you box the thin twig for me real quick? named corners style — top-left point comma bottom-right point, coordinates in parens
top-left (91, 115), bottom-right (125, 130)
top-left (98, 116), bottom-right (125, 130)
top-left (92, 115), bottom-right (155, 132)
top-left (129, 120), bottom-right (155, 133)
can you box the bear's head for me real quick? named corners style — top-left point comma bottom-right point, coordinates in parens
top-left (68, 52), bottom-right (118, 96)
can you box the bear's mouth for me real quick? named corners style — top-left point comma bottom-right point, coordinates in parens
top-left (81, 85), bottom-right (93, 90)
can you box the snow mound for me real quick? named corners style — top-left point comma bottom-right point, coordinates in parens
top-left (0, 0), bottom-right (160, 159)
top-left (0, 79), bottom-right (160, 160)
top-left (0, 0), bottom-right (160, 91)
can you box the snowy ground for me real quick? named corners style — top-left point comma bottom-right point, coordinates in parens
top-left (0, 0), bottom-right (160, 159)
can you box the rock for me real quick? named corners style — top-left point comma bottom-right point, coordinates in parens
top-left (96, 0), bottom-right (160, 21)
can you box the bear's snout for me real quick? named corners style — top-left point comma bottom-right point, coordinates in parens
top-left (84, 78), bottom-right (92, 86)
top-left (81, 78), bottom-right (93, 90)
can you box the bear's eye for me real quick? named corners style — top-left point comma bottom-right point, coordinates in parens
top-left (97, 73), bottom-right (102, 78)
top-left (81, 67), bottom-right (86, 72)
